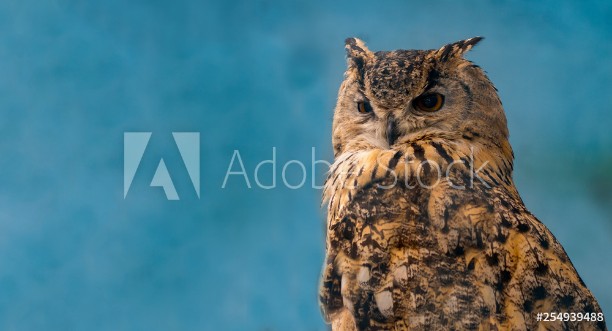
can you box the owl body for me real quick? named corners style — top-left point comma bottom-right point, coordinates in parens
top-left (320, 38), bottom-right (606, 331)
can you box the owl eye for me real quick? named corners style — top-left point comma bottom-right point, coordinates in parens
top-left (413, 93), bottom-right (444, 112)
top-left (357, 101), bottom-right (373, 114)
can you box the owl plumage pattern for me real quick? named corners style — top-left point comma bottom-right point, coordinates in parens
top-left (319, 37), bottom-right (606, 330)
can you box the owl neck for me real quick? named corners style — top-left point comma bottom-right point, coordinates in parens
top-left (442, 138), bottom-right (517, 195)
top-left (395, 137), bottom-right (516, 194)
top-left (323, 137), bottom-right (518, 218)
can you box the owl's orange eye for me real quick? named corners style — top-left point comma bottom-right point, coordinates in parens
top-left (357, 101), bottom-right (373, 114)
top-left (413, 93), bottom-right (444, 112)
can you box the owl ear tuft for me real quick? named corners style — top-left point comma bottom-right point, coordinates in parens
top-left (435, 36), bottom-right (483, 62)
top-left (345, 37), bottom-right (374, 70)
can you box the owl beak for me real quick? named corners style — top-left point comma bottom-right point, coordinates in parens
top-left (386, 116), bottom-right (400, 146)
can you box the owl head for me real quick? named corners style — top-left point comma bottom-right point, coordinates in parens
top-left (331, 37), bottom-right (512, 165)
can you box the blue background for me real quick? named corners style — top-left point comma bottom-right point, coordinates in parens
top-left (0, 0), bottom-right (610, 330)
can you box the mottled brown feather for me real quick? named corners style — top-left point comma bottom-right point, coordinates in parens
top-left (320, 38), bottom-right (606, 331)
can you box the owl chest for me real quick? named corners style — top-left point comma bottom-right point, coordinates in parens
top-left (328, 185), bottom-right (498, 327)
top-left (329, 184), bottom-right (447, 260)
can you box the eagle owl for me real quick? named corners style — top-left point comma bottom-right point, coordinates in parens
top-left (319, 37), bottom-right (607, 331)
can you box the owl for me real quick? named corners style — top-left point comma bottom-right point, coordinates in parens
top-left (319, 37), bottom-right (607, 331)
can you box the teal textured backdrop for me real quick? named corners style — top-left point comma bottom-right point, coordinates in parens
top-left (0, 0), bottom-right (610, 330)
